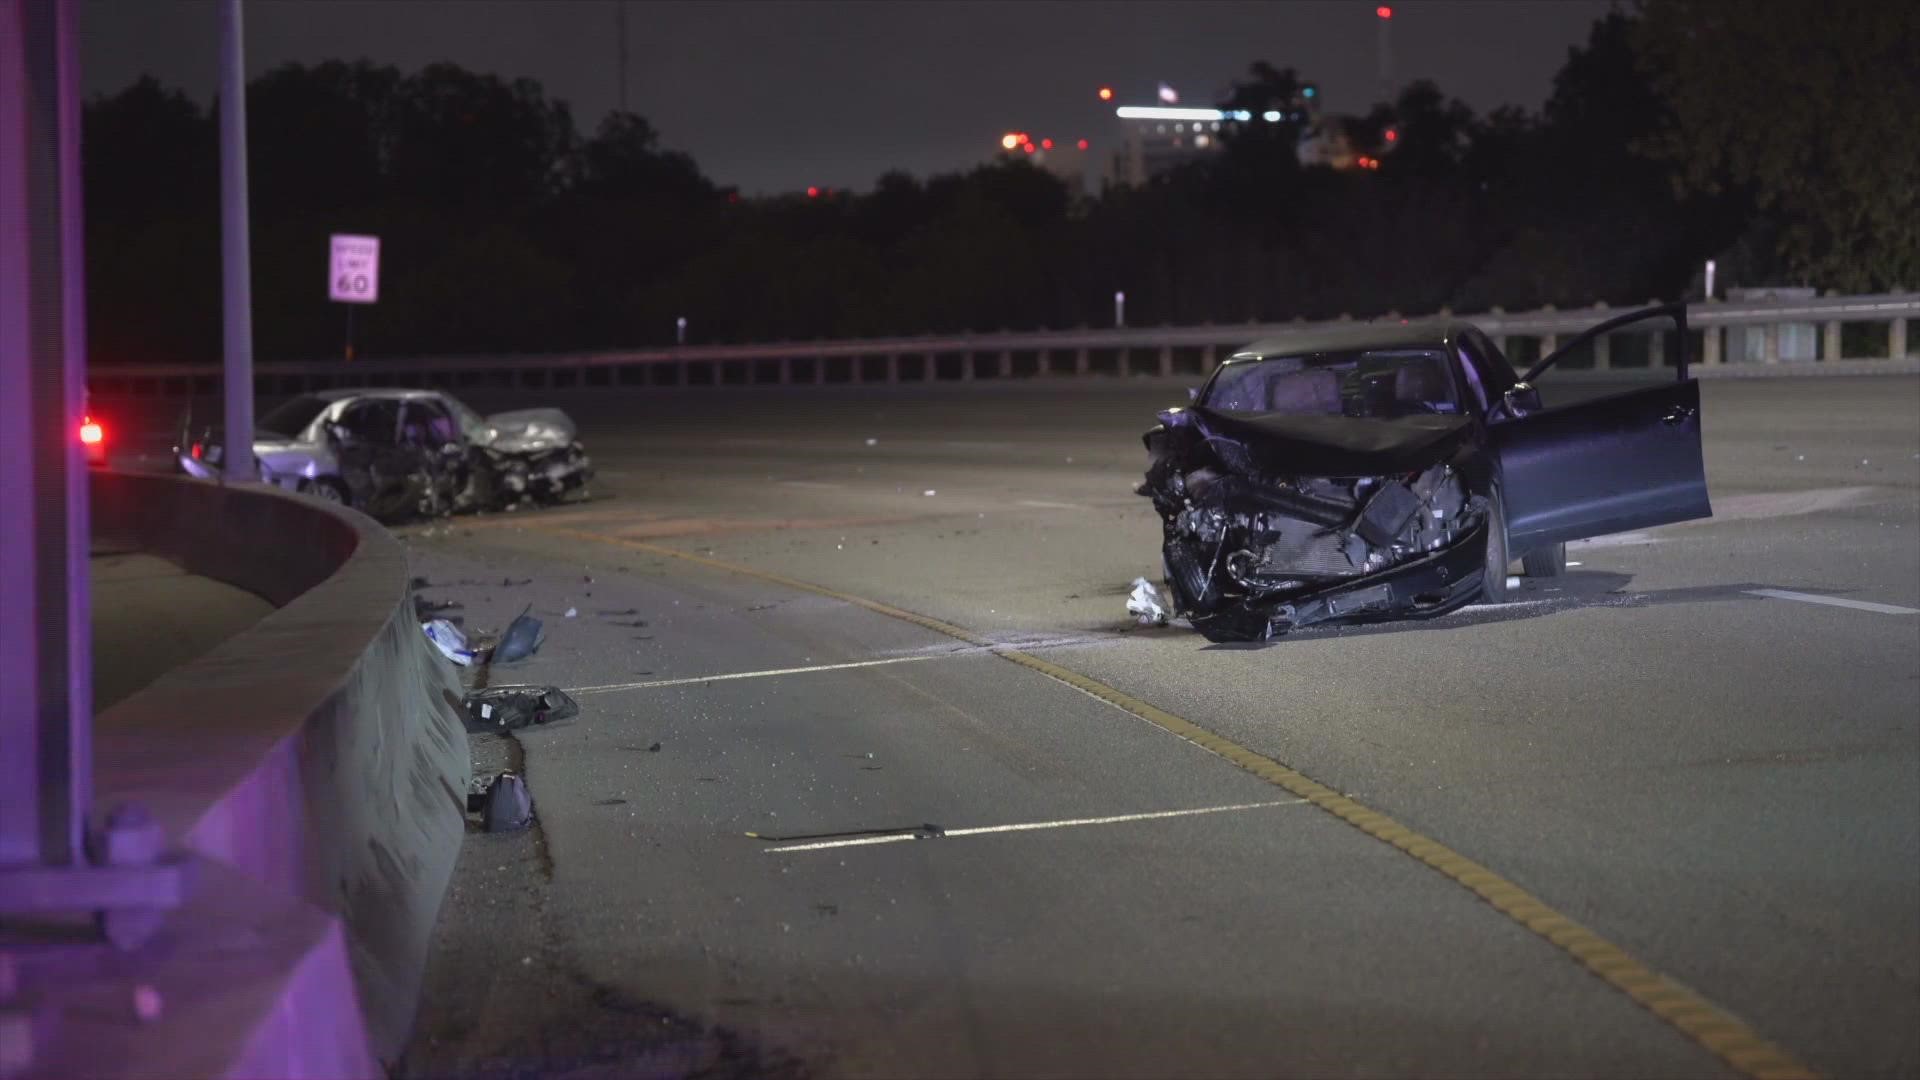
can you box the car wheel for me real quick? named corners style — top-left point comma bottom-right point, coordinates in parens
top-left (1522, 541), bottom-right (1567, 578)
top-left (303, 478), bottom-right (347, 504)
top-left (1481, 492), bottom-right (1510, 604)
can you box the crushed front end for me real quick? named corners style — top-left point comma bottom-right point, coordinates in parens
top-left (1141, 407), bottom-right (1492, 641)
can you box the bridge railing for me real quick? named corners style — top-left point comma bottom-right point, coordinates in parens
top-left (87, 292), bottom-right (1919, 400)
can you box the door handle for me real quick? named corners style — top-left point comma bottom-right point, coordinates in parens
top-left (1661, 405), bottom-right (1695, 425)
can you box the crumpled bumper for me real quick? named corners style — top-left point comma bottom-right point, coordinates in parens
top-left (1184, 519), bottom-right (1490, 641)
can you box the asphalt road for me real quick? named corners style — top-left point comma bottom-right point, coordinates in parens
top-left (397, 375), bottom-right (1919, 1079)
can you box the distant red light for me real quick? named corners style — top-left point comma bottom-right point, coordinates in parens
top-left (1384, 128), bottom-right (1398, 142)
top-left (1077, 138), bottom-right (1090, 150)
top-left (1098, 87), bottom-right (1114, 101)
top-left (1376, 5), bottom-right (1392, 18)
top-left (190, 442), bottom-right (203, 460)
top-left (1023, 143), bottom-right (1035, 154)
top-left (79, 418), bottom-right (103, 445)
top-left (806, 185), bottom-right (819, 198)
top-left (1041, 138), bottom-right (1054, 150)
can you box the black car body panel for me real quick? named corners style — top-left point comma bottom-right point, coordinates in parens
top-left (1139, 303), bottom-right (1712, 641)
top-left (1493, 379), bottom-right (1710, 552)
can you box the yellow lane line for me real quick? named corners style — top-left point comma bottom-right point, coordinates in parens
top-left (531, 523), bottom-right (1821, 1080)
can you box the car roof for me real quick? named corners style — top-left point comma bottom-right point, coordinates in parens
top-left (308, 388), bottom-right (447, 402)
top-left (1226, 319), bottom-right (1471, 363)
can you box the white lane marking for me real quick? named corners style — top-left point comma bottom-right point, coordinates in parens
top-left (1711, 486), bottom-right (1875, 522)
top-left (1571, 531), bottom-right (1662, 548)
top-left (759, 800), bottom-right (1307, 853)
top-left (777, 480), bottom-right (844, 489)
top-left (1016, 499), bottom-right (1090, 510)
top-left (570, 636), bottom-right (1125, 696)
top-left (1566, 561), bottom-right (1584, 567)
top-left (1743, 589), bottom-right (1920, 615)
top-left (568, 655), bottom-right (940, 695)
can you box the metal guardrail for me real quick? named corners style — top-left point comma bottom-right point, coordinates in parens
top-left (87, 292), bottom-right (1919, 396)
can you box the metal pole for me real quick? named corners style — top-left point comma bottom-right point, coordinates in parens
top-left (1, 0), bottom-right (91, 873)
top-left (1114, 290), bottom-right (1125, 328)
top-left (344, 302), bottom-right (355, 361)
top-left (218, 0), bottom-right (256, 481)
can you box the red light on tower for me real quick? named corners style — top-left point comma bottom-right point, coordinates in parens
top-left (1376, 5), bottom-right (1392, 18)
top-left (806, 185), bottom-right (819, 198)
top-left (1023, 142), bottom-right (1035, 154)
top-left (1098, 87), bottom-right (1114, 101)
top-left (1041, 137), bottom-right (1054, 150)
top-left (1384, 127), bottom-right (1398, 142)
top-left (1077, 138), bottom-right (1090, 150)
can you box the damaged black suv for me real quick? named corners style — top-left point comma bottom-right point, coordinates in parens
top-left (1139, 304), bottom-right (1713, 641)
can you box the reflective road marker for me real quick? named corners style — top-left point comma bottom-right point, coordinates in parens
top-left (1744, 589), bottom-right (1920, 615)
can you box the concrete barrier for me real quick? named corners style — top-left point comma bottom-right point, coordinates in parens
top-left (72, 472), bottom-right (469, 1074)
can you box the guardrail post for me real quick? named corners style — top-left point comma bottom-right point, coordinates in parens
top-left (1592, 333), bottom-right (1611, 370)
top-left (999, 350), bottom-right (1012, 377)
top-left (1892, 318), bottom-right (1908, 360)
top-left (1074, 348), bottom-right (1089, 376)
top-left (1539, 333), bottom-right (1558, 356)
top-left (813, 355), bottom-right (828, 385)
top-left (1202, 344), bottom-right (1217, 373)
top-left (1763, 322), bottom-right (1780, 363)
top-left (1157, 345), bottom-right (1173, 377)
top-left (1037, 349), bottom-right (1052, 376)
top-left (960, 352), bottom-right (974, 382)
top-left (1648, 331), bottom-right (1665, 368)
top-left (885, 355), bottom-right (899, 383)
top-left (1823, 320), bottom-right (1842, 361)
top-left (1702, 326), bottom-right (1721, 365)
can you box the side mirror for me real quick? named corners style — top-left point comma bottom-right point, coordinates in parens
top-left (1500, 382), bottom-right (1543, 420)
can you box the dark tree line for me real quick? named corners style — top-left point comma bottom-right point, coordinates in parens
top-left (84, 3), bottom-right (1910, 366)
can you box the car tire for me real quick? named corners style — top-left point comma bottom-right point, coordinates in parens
top-left (303, 478), bottom-right (348, 505)
top-left (1522, 541), bottom-right (1567, 578)
top-left (1481, 492), bottom-right (1510, 604)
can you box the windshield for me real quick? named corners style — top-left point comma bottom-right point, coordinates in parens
top-left (256, 395), bottom-right (331, 438)
top-left (1202, 349), bottom-right (1462, 418)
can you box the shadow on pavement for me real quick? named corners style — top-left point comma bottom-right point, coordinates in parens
top-left (1192, 572), bottom-right (1782, 650)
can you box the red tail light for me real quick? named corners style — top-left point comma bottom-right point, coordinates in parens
top-left (190, 442), bottom-right (203, 459)
top-left (79, 418), bottom-right (103, 445)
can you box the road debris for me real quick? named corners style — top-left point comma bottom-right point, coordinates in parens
top-left (493, 607), bottom-right (545, 663)
top-left (422, 619), bottom-right (476, 665)
top-left (462, 685), bottom-right (580, 732)
top-left (479, 772), bottom-right (533, 832)
top-left (564, 607), bottom-right (578, 618)
top-left (1126, 577), bottom-right (1169, 626)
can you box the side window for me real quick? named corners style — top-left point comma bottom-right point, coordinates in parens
top-left (335, 399), bottom-right (400, 444)
top-left (402, 400), bottom-right (460, 447)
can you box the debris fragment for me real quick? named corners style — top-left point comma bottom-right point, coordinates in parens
top-left (480, 772), bottom-right (533, 832)
top-left (501, 576), bottom-right (532, 587)
top-left (462, 685), bottom-right (580, 732)
top-left (1506, 575), bottom-right (1522, 589)
top-left (648, 741), bottom-right (662, 753)
top-left (422, 619), bottom-right (476, 665)
top-left (410, 576), bottom-right (432, 590)
top-left (865, 437), bottom-right (878, 446)
top-left (132, 984), bottom-right (163, 1023)
top-left (1126, 577), bottom-right (1169, 626)
top-left (494, 607), bottom-right (545, 663)
top-left (564, 607), bottom-right (578, 618)
top-left (922, 489), bottom-right (936, 496)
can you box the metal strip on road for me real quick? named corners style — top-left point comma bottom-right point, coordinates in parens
top-left (757, 801), bottom-right (1307, 853)
top-left (529, 522), bottom-right (1823, 1080)
top-left (1743, 589), bottom-right (1920, 616)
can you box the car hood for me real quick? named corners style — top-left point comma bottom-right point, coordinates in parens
top-left (1191, 407), bottom-right (1472, 476)
top-left (481, 408), bottom-right (577, 454)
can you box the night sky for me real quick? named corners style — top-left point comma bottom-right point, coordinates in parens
top-left (81, 0), bottom-right (1614, 195)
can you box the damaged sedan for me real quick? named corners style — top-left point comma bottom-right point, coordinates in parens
top-left (1139, 304), bottom-right (1712, 641)
top-left (177, 389), bottom-right (593, 522)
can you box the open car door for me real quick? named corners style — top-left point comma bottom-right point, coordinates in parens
top-left (1489, 303), bottom-right (1712, 552)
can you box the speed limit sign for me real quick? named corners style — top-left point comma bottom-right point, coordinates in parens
top-left (329, 234), bottom-right (380, 303)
